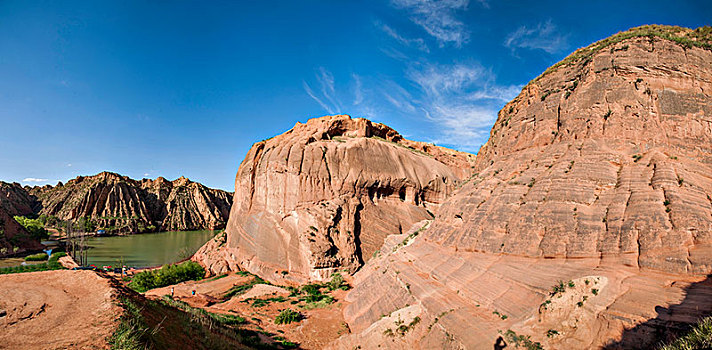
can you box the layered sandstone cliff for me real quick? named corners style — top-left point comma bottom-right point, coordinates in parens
top-left (194, 115), bottom-right (475, 282)
top-left (334, 25), bottom-right (712, 349)
top-left (25, 172), bottom-right (232, 232)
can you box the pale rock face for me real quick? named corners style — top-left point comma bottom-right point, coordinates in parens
top-left (335, 31), bottom-right (712, 349)
top-left (195, 115), bottom-right (475, 283)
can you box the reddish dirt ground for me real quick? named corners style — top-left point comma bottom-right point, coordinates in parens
top-left (0, 270), bottom-right (119, 350)
top-left (144, 272), bottom-right (351, 349)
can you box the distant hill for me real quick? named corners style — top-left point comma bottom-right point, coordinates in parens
top-left (0, 172), bottom-right (233, 235)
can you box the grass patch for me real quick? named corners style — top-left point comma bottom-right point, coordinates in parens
top-left (205, 273), bottom-right (229, 282)
top-left (162, 296), bottom-right (246, 325)
top-left (223, 274), bottom-right (269, 299)
top-left (0, 252), bottom-right (66, 274)
top-left (24, 252), bottom-right (49, 261)
top-left (534, 25), bottom-right (712, 83)
top-left (274, 309), bottom-right (302, 325)
top-left (659, 316), bottom-right (712, 350)
top-left (501, 329), bottom-right (544, 350)
top-left (112, 289), bottom-right (276, 349)
top-left (393, 221), bottom-right (430, 252)
top-left (244, 296), bottom-right (288, 308)
top-left (108, 295), bottom-right (149, 350)
top-left (370, 136), bottom-right (433, 158)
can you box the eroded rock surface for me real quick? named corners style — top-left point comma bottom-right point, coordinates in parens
top-left (334, 26), bottom-right (712, 349)
top-left (28, 172), bottom-right (232, 232)
top-left (0, 206), bottom-right (43, 257)
top-left (0, 182), bottom-right (40, 217)
top-left (195, 115), bottom-right (475, 282)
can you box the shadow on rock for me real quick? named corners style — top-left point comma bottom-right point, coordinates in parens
top-left (603, 275), bottom-right (712, 349)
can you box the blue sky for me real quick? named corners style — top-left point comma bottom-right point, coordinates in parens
top-left (0, 1), bottom-right (709, 190)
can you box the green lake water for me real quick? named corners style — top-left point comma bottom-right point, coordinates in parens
top-left (84, 230), bottom-right (216, 268)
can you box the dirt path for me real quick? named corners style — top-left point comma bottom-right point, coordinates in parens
top-left (0, 270), bottom-right (119, 349)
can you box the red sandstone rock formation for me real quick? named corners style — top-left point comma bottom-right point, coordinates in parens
top-left (194, 115), bottom-right (475, 282)
top-left (334, 25), bottom-right (712, 349)
top-left (27, 172), bottom-right (232, 232)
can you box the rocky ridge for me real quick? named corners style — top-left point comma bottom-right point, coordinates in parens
top-left (334, 25), bottom-right (712, 349)
top-left (194, 115), bottom-right (475, 282)
top-left (1, 172), bottom-right (232, 233)
top-left (0, 182), bottom-right (39, 217)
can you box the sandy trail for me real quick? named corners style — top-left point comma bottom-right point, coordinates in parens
top-left (0, 270), bottom-right (119, 350)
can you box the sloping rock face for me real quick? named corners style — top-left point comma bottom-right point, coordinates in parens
top-left (0, 206), bottom-right (43, 256)
top-left (29, 172), bottom-right (232, 232)
top-left (335, 26), bottom-right (712, 349)
top-left (0, 182), bottom-right (40, 217)
top-left (194, 115), bottom-right (474, 282)
top-left (0, 182), bottom-right (44, 256)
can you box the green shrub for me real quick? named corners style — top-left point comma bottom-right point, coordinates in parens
top-left (128, 261), bottom-right (205, 293)
top-left (325, 272), bottom-right (350, 291)
top-left (274, 309), bottom-right (302, 325)
top-left (25, 253), bottom-right (49, 261)
top-left (13, 216), bottom-right (49, 240)
top-left (502, 330), bottom-right (544, 350)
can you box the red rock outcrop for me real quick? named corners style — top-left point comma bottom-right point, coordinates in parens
top-left (0, 206), bottom-right (43, 256)
top-left (28, 172), bottom-right (232, 232)
top-left (334, 25), bottom-right (712, 349)
top-left (194, 115), bottom-right (475, 282)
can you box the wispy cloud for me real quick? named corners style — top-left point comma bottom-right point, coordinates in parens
top-left (403, 63), bottom-right (521, 149)
top-left (377, 22), bottom-right (430, 52)
top-left (390, 0), bottom-right (471, 47)
top-left (381, 80), bottom-right (417, 112)
top-left (303, 67), bottom-right (343, 114)
top-left (22, 178), bottom-right (49, 182)
top-left (504, 20), bottom-right (569, 54)
top-left (352, 74), bottom-right (364, 105)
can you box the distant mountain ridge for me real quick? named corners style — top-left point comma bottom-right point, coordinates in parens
top-left (0, 172), bottom-right (233, 234)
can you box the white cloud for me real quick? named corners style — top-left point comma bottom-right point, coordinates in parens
top-left (504, 20), bottom-right (569, 54)
top-left (66, 163), bottom-right (72, 167)
top-left (403, 63), bottom-right (521, 150)
top-left (377, 22), bottom-right (430, 52)
top-left (303, 81), bottom-right (335, 114)
top-left (303, 67), bottom-right (344, 115)
top-left (22, 178), bottom-right (49, 182)
top-left (391, 0), bottom-right (471, 47)
top-left (353, 74), bottom-right (364, 105)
